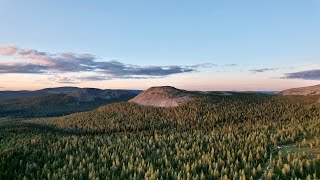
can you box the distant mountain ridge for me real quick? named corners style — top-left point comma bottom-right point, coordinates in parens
top-left (0, 87), bottom-right (142, 100)
top-left (129, 86), bottom-right (193, 107)
top-left (0, 87), bottom-right (142, 118)
top-left (281, 84), bottom-right (320, 95)
top-left (0, 87), bottom-right (80, 99)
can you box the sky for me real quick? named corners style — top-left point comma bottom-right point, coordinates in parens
top-left (0, 0), bottom-right (320, 91)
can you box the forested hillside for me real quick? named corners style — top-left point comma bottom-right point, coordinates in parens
top-left (1, 94), bottom-right (320, 179)
top-left (0, 87), bottom-right (139, 118)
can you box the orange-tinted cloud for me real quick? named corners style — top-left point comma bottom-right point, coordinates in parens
top-left (0, 45), bottom-right (17, 56)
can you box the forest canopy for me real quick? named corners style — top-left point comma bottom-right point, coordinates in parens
top-left (1, 94), bottom-right (320, 179)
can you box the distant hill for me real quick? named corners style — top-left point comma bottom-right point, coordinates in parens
top-left (281, 84), bottom-right (320, 95)
top-left (0, 87), bottom-right (142, 99)
top-left (128, 86), bottom-right (277, 107)
top-left (129, 86), bottom-right (193, 107)
top-left (0, 87), bottom-right (141, 118)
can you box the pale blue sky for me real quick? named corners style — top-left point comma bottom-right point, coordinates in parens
top-left (0, 1), bottom-right (320, 90)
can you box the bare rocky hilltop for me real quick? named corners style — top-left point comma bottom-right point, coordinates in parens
top-left (129, 86), bottom-right (193, 107)
top-left (281, 84), bottom-right (320, 95)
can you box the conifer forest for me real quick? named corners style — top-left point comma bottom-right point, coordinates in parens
top-left (1, 94), bottom-right (320, 179)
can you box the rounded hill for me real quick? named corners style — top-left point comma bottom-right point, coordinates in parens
top-left (129, 86), bottom-right (193, 107)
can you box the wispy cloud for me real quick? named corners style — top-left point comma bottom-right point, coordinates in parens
top-left (250, 68), bottom-right (278, 73)
top-left (190, 63), bottom-right (217, 68)
top-left (0, 45), bottom-right (211, 81)
top-left (0, 44), bottom-right (17, 56)
top-left (225, 64), bottom-right (238, 67)
top-left (48, 75), bottom-right (79, 84)
top-left (283, 69), bottom-right (320, 80)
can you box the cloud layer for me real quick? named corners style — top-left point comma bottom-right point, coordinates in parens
top-left (284, 69), bottom-right (320, 80)
top-left (0, 45), bottom-right (209, 81)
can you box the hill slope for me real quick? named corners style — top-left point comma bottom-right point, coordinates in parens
top-left (0, 87), bottom-right (140, 118)
top-left (129, 86), bottom-right (193, 107)
top-left (281, 84), bottom-right (320, 95)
